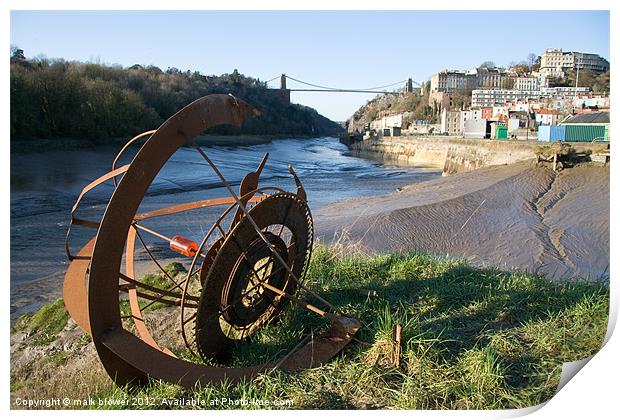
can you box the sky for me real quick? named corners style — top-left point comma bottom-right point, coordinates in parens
top-left (10, 10), bottom-right (610, 121)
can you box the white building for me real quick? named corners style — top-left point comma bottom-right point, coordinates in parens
top-left (431, 67), bottom-right (515, 93)
top-left (380, 113), bottom-right (404, 129)
top-left (369, 113), bottom-right (408, 130)
top-left (535, 109), bottom-right (561, 126)
top-left (460, 109), bottom-right (483, 129)
top-left (511, 102), bottom-right (530, 112)
top-left (441, 109), bottom-right (461, 134)
top-left (539, 48), bottom-right (610, 81)
top-left (513, 76), bottom-right (540, 91)
top-left (431, 70), bottom-right (475, 93)
top-left (472, 89), bottom-right (533, 107)
top-left (573, 96), bottom-right (610, 109)
top-left (540, 86), bottom-right (590, 98)
top-left (472, 87), bottom-right (591, 107)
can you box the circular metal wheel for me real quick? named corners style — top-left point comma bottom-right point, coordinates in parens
top-left (82, 95), bottom-right (280, 387)
top-left (196, 192), bottom-right (312, 362)
top-left (63, 94), bottom-right (358, 390)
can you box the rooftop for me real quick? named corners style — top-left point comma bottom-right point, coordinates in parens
top-left (563, 112), bottom-right (610, 124)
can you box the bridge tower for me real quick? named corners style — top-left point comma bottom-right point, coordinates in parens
top-left (405, 78), bottom-right (413, 93)
top-left (273, 74), bottom-right (290, 105)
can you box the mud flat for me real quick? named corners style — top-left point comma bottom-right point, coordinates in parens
top-left (315, 162), bottom-right (609, 281)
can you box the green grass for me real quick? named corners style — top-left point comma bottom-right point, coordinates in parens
top-left (11, 247), bottom-right (609, 409)
top-left (13, 298), bottom-right (70, 345)
top-left (120, 262), bottom-right (189, 316)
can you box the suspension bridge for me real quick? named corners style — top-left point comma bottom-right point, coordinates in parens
top-left (263, 74), bottom-right (422, 95)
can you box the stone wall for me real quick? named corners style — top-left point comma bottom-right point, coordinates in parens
top-left (350, 135), bottom-right (541, 175)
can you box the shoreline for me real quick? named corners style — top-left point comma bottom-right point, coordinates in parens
top-left (10, 133), bottom-right (341, 153)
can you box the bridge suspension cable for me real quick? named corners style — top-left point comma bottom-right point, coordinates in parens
top-left (263, 75), bottom-right (281, 84)
top-left (285, 75), bottom-right (409, 92)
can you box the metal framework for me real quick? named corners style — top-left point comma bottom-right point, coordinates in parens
top-left (63, 94), bottom-right (360, 389)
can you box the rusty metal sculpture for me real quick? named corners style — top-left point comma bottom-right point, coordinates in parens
top-left (63, 94), bottom-right (359, 389)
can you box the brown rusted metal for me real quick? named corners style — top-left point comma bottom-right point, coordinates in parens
top-left (63, 93), bottom-right (359, 389)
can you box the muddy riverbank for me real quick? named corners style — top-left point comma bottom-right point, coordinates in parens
top-left (315, 161), bottom-right (609, 281)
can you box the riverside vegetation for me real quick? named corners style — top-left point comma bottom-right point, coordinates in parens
top-left (10, 246), bottom-right (608, 409)
top-left (10, 48), bottom-right (342, 150)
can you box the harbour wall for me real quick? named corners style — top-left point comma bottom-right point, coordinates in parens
top-left (350, 136), bottom-right (542, 175)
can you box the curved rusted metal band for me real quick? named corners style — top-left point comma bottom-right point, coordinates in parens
top-left (112, 130), bottom-right (157, 187)
top-left (63, 237), bottom-right (96, 334)
top-left (133, 195), bottom-right (261, 221)
top-left (83, 94), bottom-right (357, 389)
top-left (86, 95), bottom-right (269, 387)
top-left (125, 226), bottom-right (176, 357)
top-left (65, 164), bottom-right (130, 261)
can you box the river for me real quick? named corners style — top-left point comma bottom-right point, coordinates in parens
top-left (10, 137), bottom-right (442, 319)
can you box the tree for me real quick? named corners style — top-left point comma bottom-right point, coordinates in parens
top-left (10, 56), bottom-right (344, 142)
top-left (511, 64), bottom-right (530, 76)
top-left (231, 68), bottom-right (241, 85)
top-left (548, 69), bottom-right (609, 93)
top-left (451, 87), bottom-right (473, 109)
top-left (592, 71), bottom-right (610, 94)
top-left (10, 45), bottom-right (26, 62)
top-left (480, 61), bottom-right (496, 69)
top-left (526, 53), bottom-right (537, 70)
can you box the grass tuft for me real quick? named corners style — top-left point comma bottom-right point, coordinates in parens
top-left (14, 298), bottom-right (69, 345)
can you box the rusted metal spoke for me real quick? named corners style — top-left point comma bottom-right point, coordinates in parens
top-left (133, 223), bottom-right (173, 243)
top-left (133, 224), bottom-right (183, 289)
top-left (134, 290), bottom-right (198, 308)
top-left (193, 142), bottom-right (339, 315)
top-left (139, 290), bottom-right (181, 312)
top-left (119, 285), bottom-right (198, 309)
top-left (181, 311), bottom-right (197, 327)
top-left (118, 275), bottom-right (198, 302)
top-left (215, 222), bottom-right (227, 237)
top-left (239, 324), bottom-right (252, 340)
top-left (277, 197), bottom-right (294, 238)
top-left (119, 271), bottom-right (198, 313)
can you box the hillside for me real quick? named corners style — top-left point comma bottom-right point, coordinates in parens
top-left (346, 82), bottom-right (436, 134)
top-left (10, 54), bottom-right (343, 146)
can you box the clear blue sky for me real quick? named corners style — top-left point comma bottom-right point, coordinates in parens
top-left (10, 10), bottom-right (610, 121)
